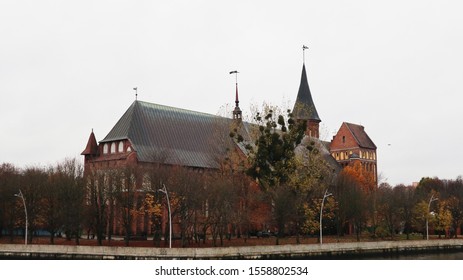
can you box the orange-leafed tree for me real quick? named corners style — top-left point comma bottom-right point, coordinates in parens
top-left (341, 161), bottom-right (376, 193)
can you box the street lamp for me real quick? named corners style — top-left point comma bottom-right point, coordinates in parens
top-left (320, 189), bottom-right (332, 245)
top-left (426, 194), bottom-right (438, 241)
top-left (158, 184), bottom-right (172, 248)
top-left (14, 189), bottom-right (28, 245)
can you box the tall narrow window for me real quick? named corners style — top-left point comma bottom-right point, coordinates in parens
top-left (342, 136), bottom-right (346, 143)
top-left (110, 142), bottom-right (116, 154)
top-left (103, 143), bottom-right (109, 154)
top-left (118, 141), bottom-right (124, 153)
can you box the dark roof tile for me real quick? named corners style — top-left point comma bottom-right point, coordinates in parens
top-left (292, 64), bottom-right (321, 121)
top-left (345, 122), bottom-right (376, 149)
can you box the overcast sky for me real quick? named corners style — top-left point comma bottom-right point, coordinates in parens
top-left (1, 0), bottom-right (462, 186)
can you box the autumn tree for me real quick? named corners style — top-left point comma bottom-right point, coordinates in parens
top-left (234, 105), bottom-right (310, 243)
top-left (412, 191), bottom-right (440, 239)
top-left (138, 192), bottom-right (162, 245)
top-left (335, 165), bottom-right (368, 241)
top-left (412, 200), bottom-right (434, 238)
top-left (301, 196), bottom-right (336, 238)
top-left (446, 195), bottom-right (463, 238)
top-left (442, 177), bottom-right (463, 237)
top-left (434, 200), bottom-right (452, 238)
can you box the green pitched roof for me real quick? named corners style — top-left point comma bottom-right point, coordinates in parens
top-left (101, 101), bottom-right (240, 168)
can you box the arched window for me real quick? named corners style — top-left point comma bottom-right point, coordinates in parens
top-left (103, 143), bottom-right (109, 154)
top-left (110, 142), bottom-right (116, 154)
top-left (118, 141), bottom-right (124, 153)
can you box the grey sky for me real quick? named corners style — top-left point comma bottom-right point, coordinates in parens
top-left (1, 0), bottom-right (462, 186)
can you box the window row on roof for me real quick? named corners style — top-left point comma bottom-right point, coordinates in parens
top-left (102, 141), bottom-right (132, 155)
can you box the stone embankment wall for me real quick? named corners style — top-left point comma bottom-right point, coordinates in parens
top-left (1, 239), bottom-right (463, 259)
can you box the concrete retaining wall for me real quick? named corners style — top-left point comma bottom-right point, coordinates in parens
top-left (1, 239), bottom-right (463, 259)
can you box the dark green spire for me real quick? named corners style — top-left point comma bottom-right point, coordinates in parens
top-left (292, 64), bottom-right (321, 122)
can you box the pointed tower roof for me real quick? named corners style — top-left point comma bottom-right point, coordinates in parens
top-left (233, 82), bottom-right (242, 120)
top-left (81, 130), bottom-right (98, 155)
top-left (292, 64), bottom-right (321, 122)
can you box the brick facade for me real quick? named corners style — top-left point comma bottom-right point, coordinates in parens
top-left (329, 122), bottom-right (377, 183)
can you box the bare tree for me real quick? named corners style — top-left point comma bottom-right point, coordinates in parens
top-left (393, 184), bottom-right (415, 240)
top-left (376, 183), bottom-right (403, 238)
top-left (20, 167), bottom-right (48, 244)
top-left (0, 163), bottom-right (20, 242)
top-left (85, 170), bottom-right (108, 245)
top-left (335, 169), bottom-right (367, 241)
top-left (113, 166), bottom-right (139, 246)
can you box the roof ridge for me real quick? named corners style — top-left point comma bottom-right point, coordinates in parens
top-left (137, 100), bottom-right (225, 120)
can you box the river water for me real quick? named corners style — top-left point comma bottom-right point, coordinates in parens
top-left (375, 251), bottom-right (463, 260)
top-left (342, 250), bottom-right (463, 260)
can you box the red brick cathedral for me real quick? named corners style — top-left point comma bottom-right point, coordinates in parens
top-left (83, 62), bottom-right (377, 182)
top-left (82, 59), bottom-right (377, 236)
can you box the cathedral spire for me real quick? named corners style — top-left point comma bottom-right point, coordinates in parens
top-left (230, 70), bottom-right (242, 120)
top-left (292, 48), bottom-right (321, 138)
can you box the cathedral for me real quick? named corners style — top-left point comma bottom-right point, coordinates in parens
top-left (82, 59), bottom-right (377, 237)
top-left (82, 62), bottom-right (377, 180)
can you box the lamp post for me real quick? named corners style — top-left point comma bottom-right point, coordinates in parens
top-left (426, 194), bottom-right (438, 241)
top-left (320, 189), bottom-right (332, 245)
top-left (14, 189), bottom-right (28, 245)
top-left (158, 184), bottom-right (172, 248)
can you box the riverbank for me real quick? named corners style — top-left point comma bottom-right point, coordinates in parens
top-left (1, 239), bottom-right (463, 259)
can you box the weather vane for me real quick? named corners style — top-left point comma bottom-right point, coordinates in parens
top-left (229, 70), bottom-right (239, 84)
top-left (303, 45), bottom-right (309, 64)
top-left (133, 87), bottom-right (138, 100)
top-left (229, 70), bottom-right (240, 108)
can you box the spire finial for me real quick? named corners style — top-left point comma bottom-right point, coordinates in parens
top-left (133, 87), bottom-right (138, 100)
top-left (229, 70), bottom-right (239, 105)
top-left (303, 45), bottom-right (309, 64)
top-left (229, 70), bottom-right (242, 120)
